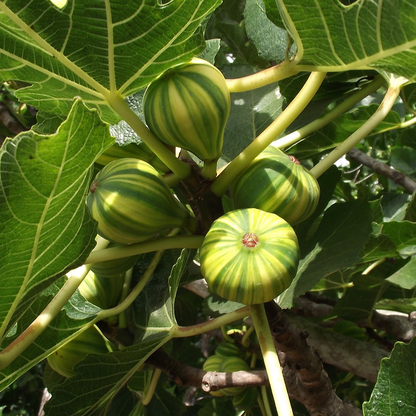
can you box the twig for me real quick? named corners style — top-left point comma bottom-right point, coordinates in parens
top-left (347, 147), bottom-right (416, 193)
top-left (287, 314), bottom-right (388, 383)
top-left (146, 348), bottom-right (268, 392)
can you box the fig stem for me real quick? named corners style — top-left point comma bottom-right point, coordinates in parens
top-left (109, 94), bottom-right (191, 180)
top-left (97, 229), bottom-right (180, 322)
top-left (226, 60), bottom-right (298, 93)
top-left (271, 75), bottom-right (386, 151)
top-left (173, 307), bottom-right (250, 338)
top-left (117, 267), bottom-right (134, 329)
top-left (250, 303), bottom-right (293, 416)
top-left (261, 386), bottom-right (274, 416)
top-left (85, 235), bottom-right (204, 265)
top-left (0, 236), bottom-right (110, 370)
top-left (211, 71), bottom-right (326, 197)
top-left (310, 80), bottom-right (403, 179)
top-left (201, 159), bottom-right (218, 180)
top-left (142, 368), bottom-right (162, 406)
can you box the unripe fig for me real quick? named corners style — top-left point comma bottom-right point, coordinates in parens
top-left (200, 208), bottom-right (300, 305)
top-left (87, 158), bottom-right (193, 244)
top-left (78, 270), bottom-right (124, 310)
top-left (215, 342), bottom-right (245, 359)
top-left (96, 142), bottom-right (169, 173)
top-left (232, 387), bottom-right (258, 411)
top-left (143, 58), bottom-right (230, 164)
top-left (231, 146), bottom-right (320, 225)
top-left (47, 326), bottom-right (111, 378)
top-left (219, 356), bottom-right (251, 396)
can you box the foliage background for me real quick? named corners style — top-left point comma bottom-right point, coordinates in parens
top-left (1, 0), bottom-right (416, 415)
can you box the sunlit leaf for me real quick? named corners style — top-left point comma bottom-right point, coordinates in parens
top-left (0, 100), bottom-right (113, 340)
top-left (277, 0), bottom-right (416, 80)
top-left (363, 338), bottom-right (416, 415)
top-left (0, 0), bottom-right (220, 122)
top-left (0, 279), bottom-right (99, 392)
top-left (386, 256), bottom-right (416, 289)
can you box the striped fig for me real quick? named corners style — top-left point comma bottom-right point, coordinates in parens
top-left (47, 325), bottom-right (112, 378)
top-left (219, 356), bottom-right (251, 396)
top-left (87, 158), bottom-right (194, 244)
top-left (96, 142), bottom-right (169, 173)
top-left (203, 355), bottom-right (226, 397)
top-left (143, 58), bottom-right (230, 178)
top-left (78, 270), bottom-right (124, 310)
top-left (231, 146), bottom-right (320, 225)
top-left (199, 208), bottom-right (300, 305)
top-left (233, 387), bottom-right (258, 411)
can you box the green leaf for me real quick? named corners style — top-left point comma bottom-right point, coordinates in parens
top-left (289, 104), bottom-right (402, 160)
top-left (203, 294), bottom-right (245, 318)
top-left (381, 221), bottom-right (416, 257)
top-left (386, 256), bottom-right (416, 289)
top-left (390, 146), bottom-right (416, 176)
top-left (145, 383), bottom-right (187, 416)
top-left (375, 298), bottom-right (416, 315)
top-left (206, 0), bottom-right (268, 68)
top-left (361, 234), bottom-right (398, 262)
top-left (0, 0), bottom-right (220, 122)
top-left (244, 0), bottom-right (289, 62)
top-left (277, 0), bottom-right (416, 80)
top-left (363, 338), bottom-right (416, 415)
top-left (132, 249), bottom-right (194, 342)
top-left (46, 337), bottom-right (165, 416)
top-left (0, 100), bottom-right (113, 341)
top-left (279, 199), bottom-right (372, 309)
top-left (332, 274), bottom-right (384, 322)
top-left (221, 65), bottom-right (283, 162)
top-left (0, 279), bottom-right (98, 392)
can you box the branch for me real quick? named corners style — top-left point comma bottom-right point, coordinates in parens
top-left (295, 295), bottom-right (416, 343)
top-left (264, 302), bottom-right (364, 416)
top-left (347, 147), bottom-right (416, 193)
top-left (146, 348), bottom-right (267, 392)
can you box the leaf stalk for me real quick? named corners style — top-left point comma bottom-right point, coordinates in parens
top-left (250, 303), bottom-right (293, 416)
top-left (211, 71), bottom-right (327, 196)
top-left (109, 95), bottom-right (191, 179)
top-left (226, 60), bottom-right (298, 92)
top-left (272, 75), bottom-right (386, 151)
top-left (310, 82), bottom-right (403, 179)
top-left (85, 235), bottom-right (204, 264)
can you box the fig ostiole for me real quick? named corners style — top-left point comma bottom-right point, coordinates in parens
top-left (199, 208), bottom-right (300, 306)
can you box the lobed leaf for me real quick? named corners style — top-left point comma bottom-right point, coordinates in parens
top-left (0, 0), bottom-right (220, 122)
top-left (277, 0), bottom-right (416, 80)
top-left (0, 100), bottom-right (113, 341)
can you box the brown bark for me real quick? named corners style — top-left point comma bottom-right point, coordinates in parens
top-left (264, 301), bottom-right (364, 416)
top-left (347, 147), bottom-right (416, 193)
